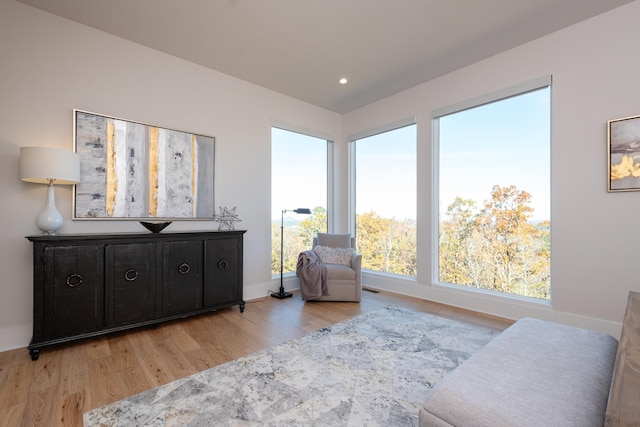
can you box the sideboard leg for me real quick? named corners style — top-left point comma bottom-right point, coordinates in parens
top-left (240, 302), bottom-right (245, 313)
top-left (29, 348), bottom-right (40, 361)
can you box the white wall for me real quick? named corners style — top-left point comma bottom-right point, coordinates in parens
top-left (0, 0), bottom-right (342, 352)
top-left (343, 0), bottom-right (640, 338)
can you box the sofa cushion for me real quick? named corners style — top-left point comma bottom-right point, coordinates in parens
top-left (316, 233), bottom-right (352, 248)
top-left (314, 245), bottom-right (354, 266)
top-left (420, 318), bottom-right (618, 427)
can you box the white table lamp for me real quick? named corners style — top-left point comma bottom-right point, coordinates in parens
top-left (20, 147), bottom-right (81, 234)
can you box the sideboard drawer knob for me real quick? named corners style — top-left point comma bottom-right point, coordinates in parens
top-left (124, 268), bottom-right (139, 282)
top-left (178, 263), bottom-right (190, 275)
top-left (66, 273), bottom-right (83, 288)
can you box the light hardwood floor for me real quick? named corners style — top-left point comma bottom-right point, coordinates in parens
top-left (0, 289), bottom-right (512, 427)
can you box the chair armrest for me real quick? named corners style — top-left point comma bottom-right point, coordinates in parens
top-left (351, 253), bottom-right (362, 287)
top-left (351, 253), bottom-right (362, 270)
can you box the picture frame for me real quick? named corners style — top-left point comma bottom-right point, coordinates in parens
top-left (608, 114), bottom-right (640, 192)
top-left (73, 110), bottom-right (215, 219)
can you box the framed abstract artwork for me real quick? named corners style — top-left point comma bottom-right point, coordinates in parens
top-left (608, 114), bottom-right (640, 192)
top-left (73, 110), bottom-right (215, 219)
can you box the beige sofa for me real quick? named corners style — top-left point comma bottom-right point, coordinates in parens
top-left (419, 291), bottom-right (640, 427)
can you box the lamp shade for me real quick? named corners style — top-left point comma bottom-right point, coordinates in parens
top-left (20, 147), bottom-right (81, 185)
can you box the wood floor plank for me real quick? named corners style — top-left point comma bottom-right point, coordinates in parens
top-left (0, 356), bottom-right (35, 408)
top-left (59, 392), bottom-right (86, 427)
top-left (161, 323), bottom-right (201, 353)
top-left (182, 347), bottom-right (217, 372)
top-left (86, 356), bottom-right (128, 405)
top-left (61, 343), bottom-right (91, 396)
top-left (83, 337), bottom-right (112, 361)
top-left (0, 400), bottom-right (26, 427)
top-left (109, 334), bottom-right (150, 395)
top-left (130, 332), bottom-right (177, 388)
top-left (0, 289), bottom-right (512, 426)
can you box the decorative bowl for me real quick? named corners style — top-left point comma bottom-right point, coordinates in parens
top-left (140, 221), bottom-right (172, 233)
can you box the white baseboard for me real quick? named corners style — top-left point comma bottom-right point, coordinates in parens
top-left (244, 275), bottom-right (300, 301)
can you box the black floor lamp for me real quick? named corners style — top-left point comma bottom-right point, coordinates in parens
top-left (272, 208), bottom-right (311, 299)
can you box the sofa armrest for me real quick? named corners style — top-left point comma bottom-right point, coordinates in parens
top-left (605, 291), bottom-right (640, 426)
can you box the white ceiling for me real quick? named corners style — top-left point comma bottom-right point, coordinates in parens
top-left (17, 0), bottom-right (634, 113)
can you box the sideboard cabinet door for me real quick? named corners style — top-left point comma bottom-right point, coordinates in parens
top-left (161, 240), bottom-right (203, 315)
top-left (204, 236), bottom-right (243, 309)
top-left (38, 245), bottom-right (105, 341)
top-left (106, 243), bottom-right (157, 326)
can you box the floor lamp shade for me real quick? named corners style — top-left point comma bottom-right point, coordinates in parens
top-left (20, 147), bottom-right (81, 234)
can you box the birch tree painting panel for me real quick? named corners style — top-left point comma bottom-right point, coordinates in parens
top-left (74, 110), bottom-right (215, 219)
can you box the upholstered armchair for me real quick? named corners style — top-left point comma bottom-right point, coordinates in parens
top-left (309, 233), bottom-right (362, 302)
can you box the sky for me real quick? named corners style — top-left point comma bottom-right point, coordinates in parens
top-left (354, 124), bottom-right (417, 219)
top-left (439, 87), bottom-right (550, 221)
top-left (272, 86), bottom-right (550, 223)
top-left (271, 128), bottom-right (327, 220)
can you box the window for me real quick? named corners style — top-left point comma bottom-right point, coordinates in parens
top-left (351, 122), bottom-right (417, 277)
top-left (271, 127), bottom-right (330, 276)
top-left (435, 78), bottom-right (551, 300)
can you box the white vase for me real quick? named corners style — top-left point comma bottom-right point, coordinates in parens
top-left (35, 184), bottom-right (63, 234)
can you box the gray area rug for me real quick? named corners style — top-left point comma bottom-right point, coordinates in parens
top-left (84, 306), bottom-right (499, 426)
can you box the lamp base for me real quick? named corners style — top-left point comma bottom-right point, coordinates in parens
top-left (35, 184), bottom-right (63, 235)
top-left (271, 290), bottom-right (293, 299)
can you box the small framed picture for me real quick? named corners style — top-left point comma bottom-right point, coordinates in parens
top-left (608, 114), bottom-right (640, 192)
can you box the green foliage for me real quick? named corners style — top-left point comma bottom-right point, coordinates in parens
top-left (355, 211), bottom-right (416, 276)
top-left (271, 207), bottom-right (327, 275)
top-left (439, 185), bottom-right (550, 300)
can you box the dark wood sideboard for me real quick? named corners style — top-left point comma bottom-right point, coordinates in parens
top-left (26, 230), bottom-right (246, 360)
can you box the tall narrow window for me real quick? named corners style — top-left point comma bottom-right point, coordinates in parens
top-left (271, 127), bottom-right (329, 276)
top-left (352, 122), bottom-right (417, 277)
top-left (435, 81), bottom-right (551, 300)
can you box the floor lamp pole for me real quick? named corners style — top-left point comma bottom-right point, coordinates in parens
top-left (272, 209), bottom-right (293, 299)
top-left (272, 208), bottom-right (311, 299)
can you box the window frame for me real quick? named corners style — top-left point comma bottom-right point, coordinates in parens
top-left (431, 75), bottom-right (553, 303)
top-left (348, 117), bottom-right (417, 277)
top-left (271, 122), bottom-right (334, 277)
top-left (431, 76), bottom-right (552, 297)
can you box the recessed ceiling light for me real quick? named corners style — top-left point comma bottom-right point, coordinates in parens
top-left (339, 77), bottom-right (348, 85)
